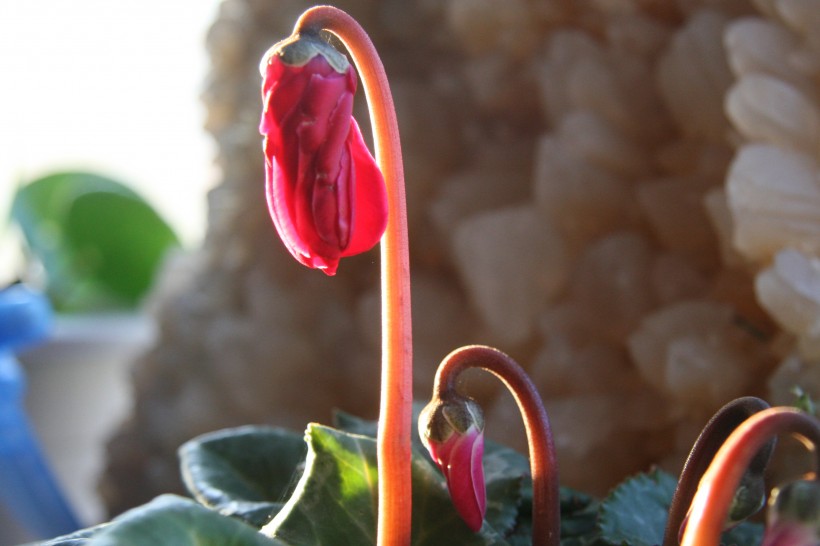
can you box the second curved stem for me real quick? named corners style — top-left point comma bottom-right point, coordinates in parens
top-left (434, 345), bottom-right (560, 546)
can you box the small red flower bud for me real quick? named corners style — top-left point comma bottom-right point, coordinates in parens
top-left (762, 480), bottom-right (820, 546)
top-left (259, 33), bottom-right (387, 275)
top-left (419, 395), bottom-right (487, 532)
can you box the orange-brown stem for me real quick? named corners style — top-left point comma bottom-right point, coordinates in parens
top-left (680, 408), bottom-right (820, 546)
top-left (662, 397), bottom-right (771, 546)
top-left (433, 345), bottom-right (560, 546)
top-left (294, 7), bottom-right (412, 546)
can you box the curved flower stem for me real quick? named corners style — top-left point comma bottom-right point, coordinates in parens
top-left (434, 345), bottom-right (560, 546)
top-left (294, 7), bottom-right (412, 546)
top-left (662, 397), bottom-right (770, 546)
top-left (680, 407), bottom-right (820, 546)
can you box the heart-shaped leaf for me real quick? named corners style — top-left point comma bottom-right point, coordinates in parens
top-left (334, 406), bottom-right (530, 536)
top-left (179, 426), bottom-right (307, 527)
top-left (86, 495), bottom-right (286, 546)
top-left (598, 470), bottom-right (763, 546)
top-left (334, 405), bottom-right (428, 452)
top-left (262, 424), bottom-right (515, 545)
top-left (506, 480), bottom-right (600, 546)
top-left (598, 470), bottom-right (677, 546)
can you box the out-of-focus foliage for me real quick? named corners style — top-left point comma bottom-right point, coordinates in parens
top-left (10, 171), bottom-right (179, 311)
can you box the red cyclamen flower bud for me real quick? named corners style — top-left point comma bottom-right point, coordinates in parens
top-left (419, 395), bottom-right (487, 532)
top-left (259, 33), bottom-right (387, 275)
top-left (761, 480), bottom-right (820, 546)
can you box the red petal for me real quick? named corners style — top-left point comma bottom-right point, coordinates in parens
top-left (341, 119), bottom-right (387, 257)
top-left (435, 428), bottom-right (486, 532)
top-left (306, 78), bottom-right (354, 249)
top-left (471, 433), bottom-right (487, 523)
top-left (266, 156), bottom-right (315, 268)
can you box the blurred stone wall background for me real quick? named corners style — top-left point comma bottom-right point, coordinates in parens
top-left (100, 0), bottom-right (820, 515)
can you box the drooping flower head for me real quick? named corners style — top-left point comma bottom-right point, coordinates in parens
top-left (761, 480), bottom-right (820, 546)
top-left (259, 32), bottom-right (387, 275)
top-left (678, 435), bottom-right (774, 542)
top-left (418, 394), bottom-right (487, 532)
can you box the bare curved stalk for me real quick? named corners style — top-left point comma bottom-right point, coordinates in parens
top-left (680, 408), bottom-right (820, 546)
top-left (432, 345), bottom-right (560, 546)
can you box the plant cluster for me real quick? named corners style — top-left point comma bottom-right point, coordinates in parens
top-left (39, 6), bottom-right (820, 546)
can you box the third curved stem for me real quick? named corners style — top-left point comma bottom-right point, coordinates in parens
top-left (662, 397), bottom-right (770, 546)
top-left (680, 408), bottom-right (820, 546)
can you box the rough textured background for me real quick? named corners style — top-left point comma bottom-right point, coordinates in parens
top-left (101, 0), bottom-right (820, 514)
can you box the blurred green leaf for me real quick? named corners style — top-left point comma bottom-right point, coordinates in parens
top-left (792, 385), bottom-right (817, 416)
top-left (481, 444), bottom-right (527, 537)
top-left (722, 521), bottom-right (764, 546)
top-left (64, 191), bottom-right (179, 304)
top-left (10, 171), bottom-right (179, 310)
top-left (507, 481), bottom-right (603, 546)
top-left (39, 524), bottom-right (108, 546)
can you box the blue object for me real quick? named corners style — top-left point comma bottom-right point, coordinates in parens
top-left (0, 284), bottom-right (82, 538)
